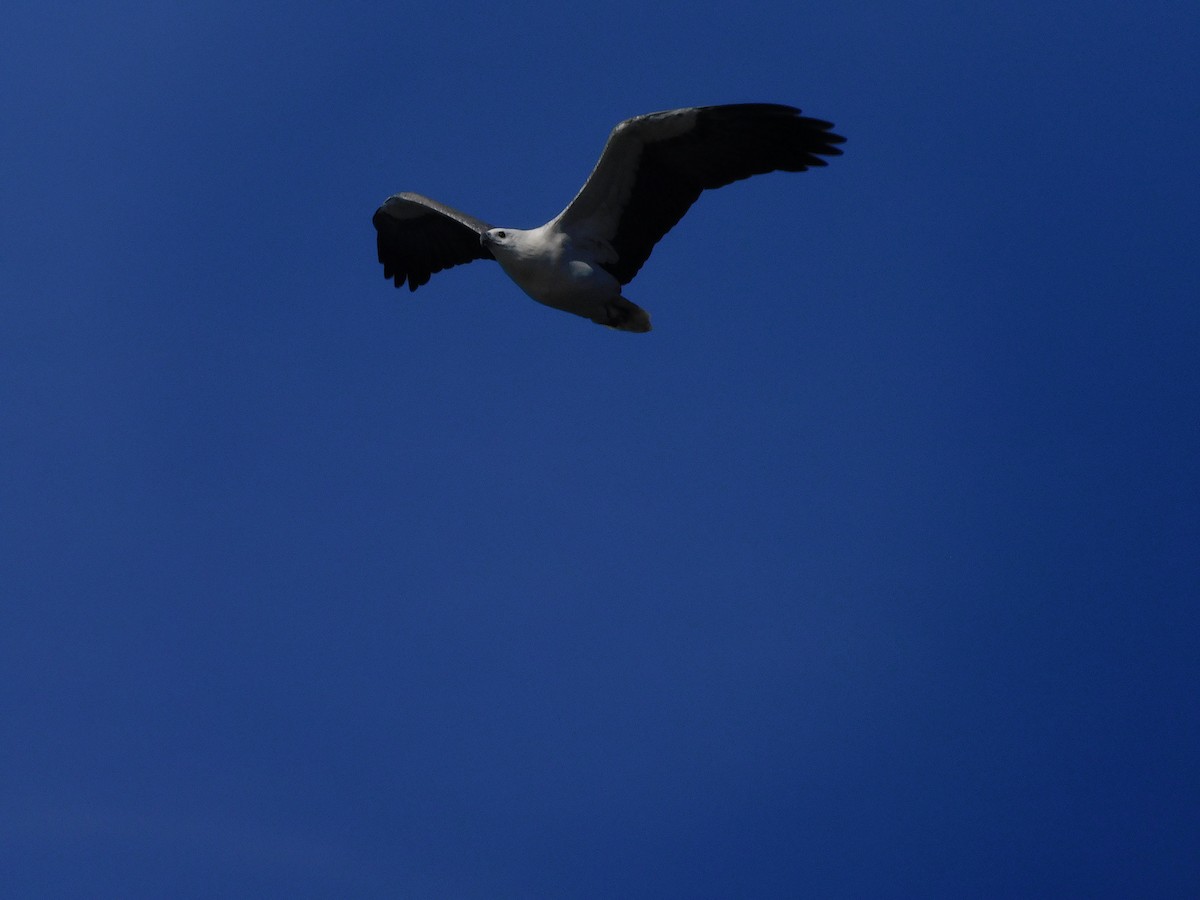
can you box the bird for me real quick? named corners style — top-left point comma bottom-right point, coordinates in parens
top-left (372, 103), bottom-right (845, 333)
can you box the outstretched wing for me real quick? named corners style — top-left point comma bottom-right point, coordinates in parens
top-left (372, 192), bottom-right (494, 292)
top-left (550, 104), bottom-right (845, 285)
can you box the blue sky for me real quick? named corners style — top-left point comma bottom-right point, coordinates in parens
top-left (3, 0), bottom-right (1198, 896)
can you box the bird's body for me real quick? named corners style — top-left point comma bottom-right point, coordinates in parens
top-left (373, 104), bottom-right (844, 332)
top-left (482, 226), bottom-right (645, 330)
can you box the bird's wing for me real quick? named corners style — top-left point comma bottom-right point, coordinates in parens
top-left (549, 104), bottom-right (845, 285)
top-left (372, 192), bottom-right (494, 292)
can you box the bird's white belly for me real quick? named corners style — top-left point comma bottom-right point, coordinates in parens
top-left (500, 255), bottom-right (620, 317)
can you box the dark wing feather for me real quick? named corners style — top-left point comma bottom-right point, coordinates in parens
top-left (372, 192), bottom-right (494, 292)
top-left (553, 104), bottom-right (845, 285)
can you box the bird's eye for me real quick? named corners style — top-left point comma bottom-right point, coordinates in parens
top-left (496, 231), bottom-right (506, 239)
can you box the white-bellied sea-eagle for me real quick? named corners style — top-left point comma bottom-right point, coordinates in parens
top-left (372, 103), bottom-right (845, 332)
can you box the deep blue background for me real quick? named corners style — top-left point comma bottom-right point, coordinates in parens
top-left (3, 1), bottom-right (1197, 896)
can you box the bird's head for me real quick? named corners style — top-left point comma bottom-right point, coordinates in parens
top-left (481, 228), bottom-right (515, 251)
top-left (480, 227), bottom-right (539, 270)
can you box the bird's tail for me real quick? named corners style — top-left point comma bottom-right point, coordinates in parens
top-left (593, 297), bottom-right (652, 333)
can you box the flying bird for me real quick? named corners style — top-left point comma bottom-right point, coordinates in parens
top-left (372, 103), bottom-right (844, 332)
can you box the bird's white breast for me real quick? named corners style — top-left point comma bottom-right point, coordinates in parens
top-left (494, 226), bottom-right (619, 310)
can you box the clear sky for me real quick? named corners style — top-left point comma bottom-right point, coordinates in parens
top-left (3, 1), bottom-right (1197, 897)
